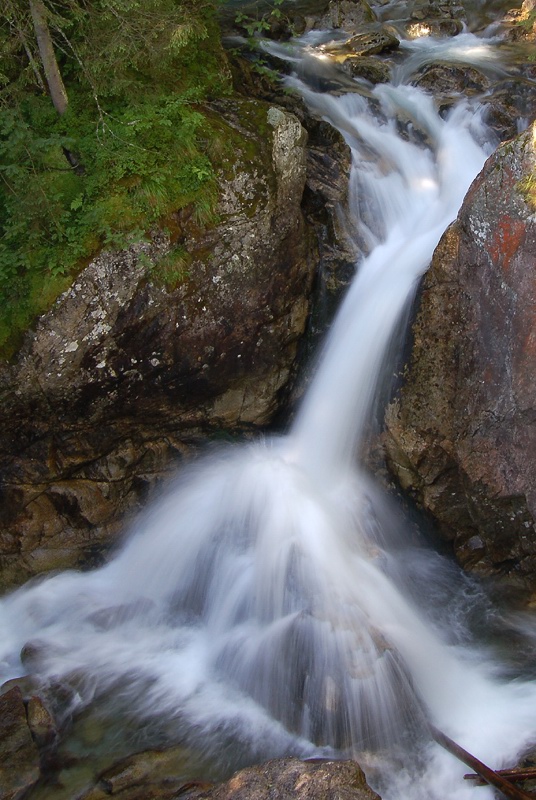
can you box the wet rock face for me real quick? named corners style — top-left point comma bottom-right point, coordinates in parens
top-left (76, 746), bottom-right (207, 800)
top-left (0, 679), bottom-right (380, 800)
top-left (406, 0), bottom-right (464, 34)
top-left (0, 686), bottom-right (41, 800)
top-left (0, 98), bottom-right (316, 591)
top-left (192, 758), bottom-right (381, 800)
top-left (64, 754), bottom-right (380, 800)
top-left (309, 0), bottom-right (376, 32)
top-left (220, 0), bottom-right (376, 40)
top-left (384, 125), bottom-right (536, 595)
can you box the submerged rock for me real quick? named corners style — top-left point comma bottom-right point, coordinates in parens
top-left (74, 755), bottom-right (380, 800)
top-left (413, 64), bottom-right (490, 102)
top-left (384, 124), bottom-right (536, 596)
top-left (77, 746), bottom-right (207, 800)
top-left (407, 0), bottom-right (465, 35)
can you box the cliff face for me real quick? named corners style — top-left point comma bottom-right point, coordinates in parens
top-left (3, 0), bottom-right (534, 600)
top-left (0, 98), bottom-right (337, 590)
top-left (384, 125), bottom-right (536, 595)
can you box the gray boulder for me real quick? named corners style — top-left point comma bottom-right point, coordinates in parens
top-left (0, 99), bottom-right (316, 591)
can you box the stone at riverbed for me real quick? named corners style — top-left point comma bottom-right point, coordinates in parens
top-left (78, 746), bottom-right (207, 800)
top-left (191, 758), bottom-right (381, 800)
top-left (384, 124), bottom-right (536, 596)
top-left (407, 0), bottom-right (465, 35)
top-left (26, 694), bottom-right (58, 751)
top-left (0, 686), bottom-right (41, 799)
top-left (306, 0), bottom-right (376, 32)
top-left (77, 755), bottom-right (380, 800)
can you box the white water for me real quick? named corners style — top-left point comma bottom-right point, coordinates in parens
top-left (2, 28), bottom-right (536, 800)
top-left (289, 80), bottom-right (490, 482)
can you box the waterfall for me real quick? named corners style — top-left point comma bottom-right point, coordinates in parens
top-left (2, 23), bottom-right (536, 800)
top-left (288, 81), bottom-right (489, 482)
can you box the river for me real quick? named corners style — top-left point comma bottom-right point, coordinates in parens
top-left (1, 3), bottom-right (536, 799)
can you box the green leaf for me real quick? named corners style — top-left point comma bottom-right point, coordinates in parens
top-left (70, 195), bottom-right (84, 210)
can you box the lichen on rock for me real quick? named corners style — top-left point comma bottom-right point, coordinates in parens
top-left (0, 98), bottom-right (317, 591)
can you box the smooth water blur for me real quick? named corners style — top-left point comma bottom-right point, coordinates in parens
top-left (2, 22), bottom-right (536, 800)
top-left (394, 32), bottom-right (507, 83)
top-left (288, 81), bottom-right (490, 483)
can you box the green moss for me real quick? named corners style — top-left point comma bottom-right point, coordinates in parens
top-left (519, 8), bottom-right (536, 33)
top-left (148, 245), bottom-right (192, 289)
top-left (0, 14), bottom-right (291, 358)
top-left (0, 270), bottom-right (74, 361)
top-left (518, 169), bottom-right (536, 209)
top-left (0, 0), bottom-right (232, 358)
top-left (516, 127), bottom-right (536, 210)
top-left (0, 97), bottom-right (228, 357)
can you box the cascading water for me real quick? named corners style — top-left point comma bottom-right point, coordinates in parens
top-left (2, 17), bottom-right (536, 800)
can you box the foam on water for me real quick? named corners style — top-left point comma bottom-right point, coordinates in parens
top-left (395, 32), bottom-right (507, 84)
top-left (2, 28), bottom-right (536, 800)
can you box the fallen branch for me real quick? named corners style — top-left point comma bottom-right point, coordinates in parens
top-left (465, 767), bottom-right (536, 785)
top-left (430, 725), bottom-right (535, 800)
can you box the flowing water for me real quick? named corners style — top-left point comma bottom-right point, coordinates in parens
top-left (2, 14), bottom-right (536, 800)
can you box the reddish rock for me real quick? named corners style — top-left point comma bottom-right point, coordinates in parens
top-left (384, 125), bottom-right (536, 595)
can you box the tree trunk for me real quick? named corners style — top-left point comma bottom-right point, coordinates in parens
top-left (28, 0), bottom-right (84, 172)
top-left (431, 726), bottom-right (535, 800)
top-left (29, 0), bottom-right (68, 116)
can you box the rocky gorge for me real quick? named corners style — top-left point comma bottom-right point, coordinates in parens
top-left (0, 95), bottom-right (350, 591)
top-left (1, 0), bottom-right (536, 799)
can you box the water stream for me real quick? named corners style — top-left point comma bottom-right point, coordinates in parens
top-left (2, 13), bottom-right (536, 800)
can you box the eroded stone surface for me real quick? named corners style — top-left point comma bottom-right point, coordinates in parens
top-left (78, 746), bottom-right (205, 800)
top-left (384, 125), bottom-right (536, 594)
top-left (192, 758), bottom-right (381, 800)
top-left (0, 686), bottom-right (41, 800)
top-left (0, 99), bottom-right (316, 591)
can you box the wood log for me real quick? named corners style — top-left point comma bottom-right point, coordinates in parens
top-left (430, 726), bottom-right (535, 800)
top-left (465, 767), bottom-right (536, 784)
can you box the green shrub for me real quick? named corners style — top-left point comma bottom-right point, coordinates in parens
top-left (0, 0), bottom-right (230, 357)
